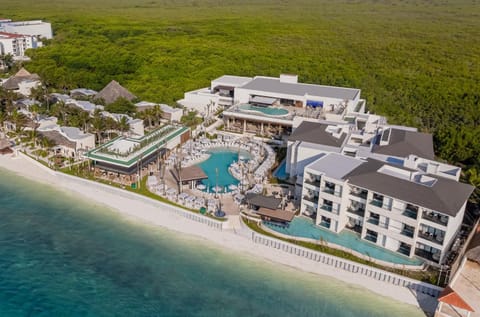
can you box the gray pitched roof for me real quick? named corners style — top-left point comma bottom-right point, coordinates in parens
top-left (239, 77), bottom-right (360, 100)
top-left (344, 159), bottom-right (474, 216)
top-left (372, 128), bottom-right (435, 160)
top-left (289, 121), bottom-right (347, 147)
top-left (95, 80), bottom-right (136, 105)
top-left (39, 131), bottom-right (76, 149)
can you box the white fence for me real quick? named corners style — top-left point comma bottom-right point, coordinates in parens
top-left (240, 218), bottom-right (443, 297)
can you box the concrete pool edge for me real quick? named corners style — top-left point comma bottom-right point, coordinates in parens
top-left (261, 218), bottom-right (424, 269)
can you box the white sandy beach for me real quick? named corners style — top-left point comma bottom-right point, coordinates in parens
top-left (0, 153), bottom-right (438, 313)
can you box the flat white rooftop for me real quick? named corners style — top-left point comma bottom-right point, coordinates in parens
top-left (107, 139), bottom-right (137, 155)
top-left (212, 75), bottom-right (252, 87)
top-left (306, 153), bottom-right (365, 179)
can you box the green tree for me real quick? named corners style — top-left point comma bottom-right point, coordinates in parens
top-left (91, 109), bottom-right (104, 144)
top-left (105, 97), bottom-right (136, 116)
top-left (118, 116), bottom-right (130, 135)
top-left (152, 105), bottom-right (164, 126)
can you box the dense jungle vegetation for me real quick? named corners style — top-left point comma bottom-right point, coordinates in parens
top-left (2, 0), bottom-right (479, 199)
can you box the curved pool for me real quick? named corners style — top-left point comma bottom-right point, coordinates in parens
top-left (265, 217), bottom-right (423, 266)
top-left (238, 104), bottom-right (289, 117)
top-left (196, 148), bottom-right (252, 193)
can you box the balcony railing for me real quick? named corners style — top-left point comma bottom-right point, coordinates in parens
top-left (367, 217), bottom-right (379, 225)
top-left (397, 246), bottom-right (411, 256)
top-left (365, 234), bottom-right (377, 243)
top-left (418, 231), bottom-right (444, 245)
top-left (322, 187), bottom-right (335, 194)
top-left (303, 195), bottom-right (319, 203)
top-left (400, 229), bottom-right (414, 238)
top-left (320, 221), bottom-right (331, 229)
top-left (422, 212), bottom-right (448, 226)
top-left (304, 179), bottom-right (320, 187)
top-left (370, 199), bottom-right (383, 208)
top-left (346, 207), bottom-right (365, 217)
top-left (320, 204), bottom-right (333, 212)
top-left (350, 190), bottom-right (368, 200)
top-left (402, 208), bottom-right (418, 219)
top-left (415, 248), bottom-right (440, 263)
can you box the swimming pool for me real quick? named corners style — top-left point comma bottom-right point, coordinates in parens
top-left (197, 148), bottom-right (252, 193)
top-left (264, 217), bottom-right (423, 265)
top-left (273, 160), bottom-right (289, 180)
top-left (238, 104), bottom-right (289, 117)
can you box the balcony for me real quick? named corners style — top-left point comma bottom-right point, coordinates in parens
top-left (322, 187), bottom-right (335, 195)
top-left (415, 248), bottom-right (440, 263)
top-left (402, 208), bottom-right (418, 220)
top-left (320, 220), bottom-right (331, 229)
top-left (320, 204), bottom-right (333, 212)
top-left (418, 231), bottom-right (444, 245)
top-left (303, 195), bottom-right (319, 204)
top-left (400, 228), bottom-right (414, 238)
top-left (367, 217), bottom-right (379, 225)
top-left (397, 245), bottom-right (411, 256)
top-left (422, 212), bottom-right (448, 226)
top-left (304, 178), bottom-right (320, 187)
top-left (350, 189), bottom-right (368, 200)
top-left (370, 199), bottom-right (383, 208)
top-left (365, 234), bottom-right (378, 243)
top-left (346, 207), bottom-right (365, 217)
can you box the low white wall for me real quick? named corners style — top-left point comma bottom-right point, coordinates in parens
top-left (239, 217), bottom-right (443, 297)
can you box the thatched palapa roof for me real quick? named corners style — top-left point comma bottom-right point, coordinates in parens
top-left (95, 80), bottom-right (136, 105)
top-left (2, 67), bottom-right (40, 90)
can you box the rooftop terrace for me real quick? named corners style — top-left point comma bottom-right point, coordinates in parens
top-left (85, 125), bottom-right (189, 167)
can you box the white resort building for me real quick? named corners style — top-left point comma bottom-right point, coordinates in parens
top-left (85, 125), bottom-right (190, 180)
top-left (179, 73), bottom-right (367, 135)
top-left (177, 75), bottom-right (252, 115)
top-left (0, 19), bottom-right (53, 39)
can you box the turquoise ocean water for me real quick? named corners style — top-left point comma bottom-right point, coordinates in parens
top-left (0, 168), bottom-right (425, 317)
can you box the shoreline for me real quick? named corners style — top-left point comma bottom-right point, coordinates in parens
top-left (0, 153), bottom-right (438, 313)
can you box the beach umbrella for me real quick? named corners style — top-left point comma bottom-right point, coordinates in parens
top-left (212, 186), bottom-right (223, 193)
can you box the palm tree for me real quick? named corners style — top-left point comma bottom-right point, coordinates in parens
top-left (152, 105), bottom-right (164, 126)
top-left (104, 117), bottom-right (118, 140)
top-left (10, 108), bottom-right (28, 134)
top-left (78, 110), bottom-right (90, 133)
top-left (118, 116), bottom-right (130, 135)
top-left (50, 101), bottom-right (68, 124)
top-left (0, 53), bottom-right (14, 71)
top-left (40, 136), bottom-right (56, 167)
top-left (139, 108), bottom-right (154, 128)
top-left (91, 109), bottom-right (104, 144)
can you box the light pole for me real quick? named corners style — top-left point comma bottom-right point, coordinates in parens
top-left (215, 167), bottom-right (219, 199)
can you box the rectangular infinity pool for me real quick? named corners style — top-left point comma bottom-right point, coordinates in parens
top-left (238, 104), bottom-right (289, 116)
top-left (264, 217), bottom-right (423, 266)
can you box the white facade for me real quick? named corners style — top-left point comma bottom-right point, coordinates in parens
top-left (300, 153), bottom-right (473, 266)
top-left (17, 79), bottom-right (41, 97)
top-left (234, 74), bottom-right (362, 113)
top-left (135, 101), bottom-right (183, 122)
top-left (37, 124), bottom-right (95, 158)
top-left (177, 75), bottom-right (252, 115)
top-left (1, 20), bottom-right (53, 39)
top-left (0, 32), bottom-right (37, 57)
